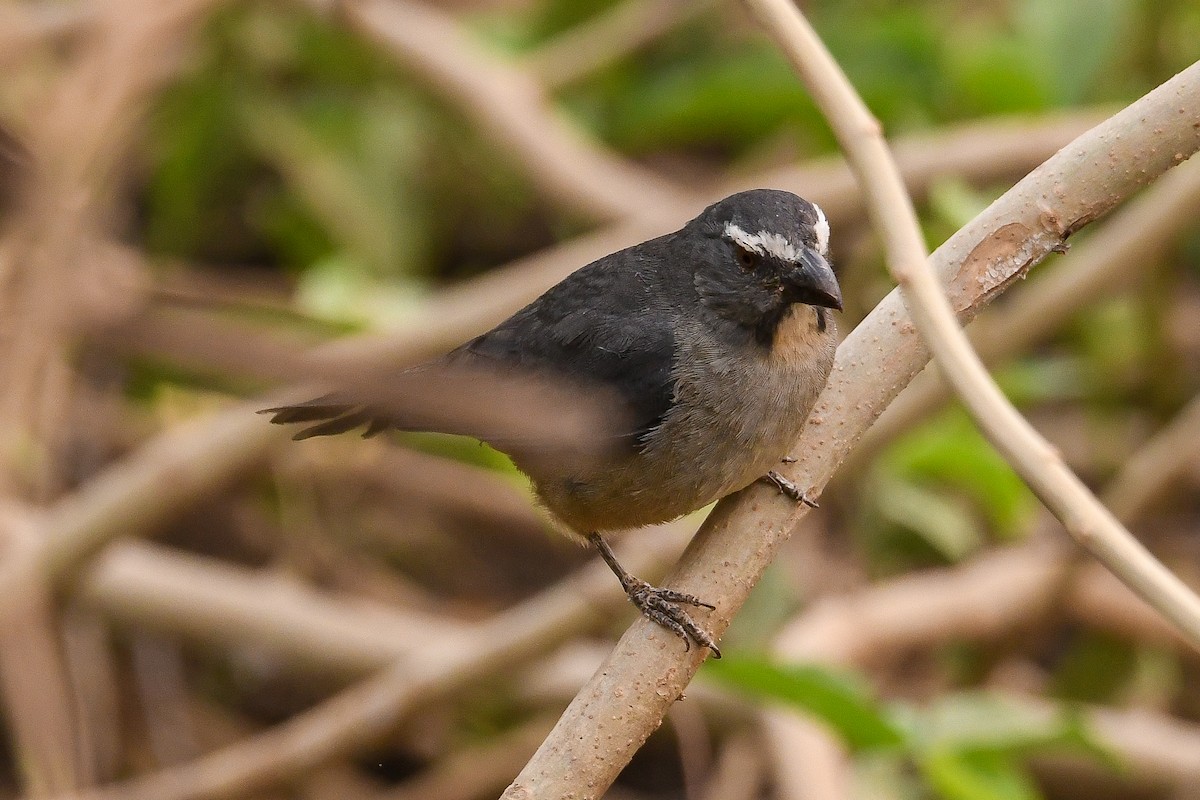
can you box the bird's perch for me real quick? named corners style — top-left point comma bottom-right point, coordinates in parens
top-left (502, 56), bottom-right (1200, 800)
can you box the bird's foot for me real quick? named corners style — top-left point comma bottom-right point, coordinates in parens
top-left (587, 532), bottom-right (721, 658)
top-left (763, 470), bottom-right (819, 508)
top-left (623, 577), bottom-right (721, 658)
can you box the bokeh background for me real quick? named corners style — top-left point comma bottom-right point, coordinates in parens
top-left (1, 0), bottom-right (1199, 798)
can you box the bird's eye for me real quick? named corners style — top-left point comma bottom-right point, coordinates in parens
top-left (735, 247), bottom-right (758, 271)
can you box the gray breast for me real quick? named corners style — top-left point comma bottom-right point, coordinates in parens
top-left (536, 305), bottom-right (836, 534)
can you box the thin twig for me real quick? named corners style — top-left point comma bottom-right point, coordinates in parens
top-left (501, 59), bottom-right (1200, 800)
top-left (766, 389), bottom-right (1200, 799)
top-left (852, 154), bottom-right (1200, 471)
top-left (742, 0), bottom-right (1200, 644)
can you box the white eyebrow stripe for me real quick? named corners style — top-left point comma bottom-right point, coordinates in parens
top-left (812, 203), bottom-right (830, 255)
top-left (724, 222), bottom-right (804, 262)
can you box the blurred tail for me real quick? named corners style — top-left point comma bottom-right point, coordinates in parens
top-left (260, 395), bottom-right (398, 440)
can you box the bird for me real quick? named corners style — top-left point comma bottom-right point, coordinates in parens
top-left (264, 188), bottom-right (842, 658)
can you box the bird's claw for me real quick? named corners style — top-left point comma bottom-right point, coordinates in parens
top-left (763, 470), bottom-right (819, 508)
top-left (624, 577), bottom-right (721, 658)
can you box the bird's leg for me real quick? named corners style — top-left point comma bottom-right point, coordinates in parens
top-left (762, 470), bottom-right (819, 508)
top-left (586, 532), bottom-right (721, 658)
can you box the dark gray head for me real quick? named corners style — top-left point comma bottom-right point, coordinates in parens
top-left (681, 189), bottom-right (842, 345)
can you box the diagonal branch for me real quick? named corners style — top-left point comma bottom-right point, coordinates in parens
top-left (742, 0), bottom-right (1200, 643)
top-left (501, 55), bottom-right (1200, 800)
top-left (851, 155), bottom-right (1200, 470)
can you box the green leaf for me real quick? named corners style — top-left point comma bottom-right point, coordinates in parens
top-left (921, 749), bottom-right (1042, 800)
top-left (873, 477), bottom-right (984, 562)
top-left (904, 692), bottom-right (1108, 760)
top-left (880, 412), bottom-right (1035, 538)
top-left (701, 657), bottom-right (905, 751)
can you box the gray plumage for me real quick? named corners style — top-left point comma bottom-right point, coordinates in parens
top-left (265, 188), bottom-right (842, 656)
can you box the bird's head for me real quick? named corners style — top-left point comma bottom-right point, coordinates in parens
top-left (685, 189), bottom-right (842, 344)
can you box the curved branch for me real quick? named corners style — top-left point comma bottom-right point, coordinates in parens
top-left (851, 155), bottom-right (1200, 471)
top-left (741, 1), bottom-right (1200, 643)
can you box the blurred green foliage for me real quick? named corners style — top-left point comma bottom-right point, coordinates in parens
top-left (705, 656), bottom-right (907, 749)
top-left (142, 0), bottom-right (1198, 288)
top-left (704, 657), bottom-right (1112, 800)
top-left (862, 411), bottom-right (1037, 571)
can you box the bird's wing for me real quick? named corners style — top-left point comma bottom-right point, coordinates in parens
top-left (451, 297), bottom-right (676, 449)
top-left (265, 263), bottom-right (676, 449)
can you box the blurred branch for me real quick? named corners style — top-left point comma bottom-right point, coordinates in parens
top-left (380, 715), bottom-right (557, 800)
top-left (47, 527), bottom-right (690, 800)
top-left (1104, 392), bottom-right (1200, 521)
top-left (74, 540), bottom-right (451, 677)
top-left (501, 55), bottom-right (1200, 800)
top-left (34, 400), bottom-right (284, 581)
top-left (774, 541), bottom-right (1069, 664)
top-left (0, 3), bottom-right (95, 69)
top-left (333, 0), bottom-right (690, 221)
top-left (0, 508), bottom-right (80, 796)
top-left (0, 0), bottom-right (224, 794)
top-left (524, 0), bottom-right (710, 90)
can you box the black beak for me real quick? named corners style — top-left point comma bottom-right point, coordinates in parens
top-left (785, 248), bottom-right (842, 311)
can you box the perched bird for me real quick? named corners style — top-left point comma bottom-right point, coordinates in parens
top-left (264, 189), bottom-right (842, 657)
